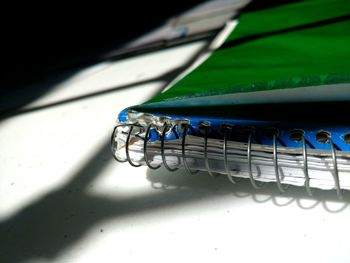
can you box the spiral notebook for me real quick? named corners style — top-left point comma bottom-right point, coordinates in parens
top-left (111, 0), bottom-right (350, 198)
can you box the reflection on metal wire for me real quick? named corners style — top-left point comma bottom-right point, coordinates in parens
top-left (182, 124), bottom-right (199, 175)
top-left (111, 123), bottom-right (347, 199)
top-left (247, 133), bottom-right (265, 189)
top-left (161, 122), bottom-right (179, 172)
top-left (222, 125), bottom-right (240, 184)
top-left (272, 133), bottom-right (289, 193)
top-left (144, 123), bottom-right (161, 170)
top-left (110, 123), bottom-right (140, 163)
top-left (202, 123), bottom-right (215, 177)
top-left (329, 138), bottom-right (343, 199)
top-left (126, 125), bottom-right (142, 167)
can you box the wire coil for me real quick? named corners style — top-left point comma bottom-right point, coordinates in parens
top-left (111, 123), bottom-right (345, 198)
top-left (161, 122), bottom-right (179, 172)
top-left (222, 124), bottom-right (240, 184)
top-left (247, 133), bottom-right (265, 189)
top-left (144, 123), bottom-right (161, 170)
top-left (182, 124), bottom-right (199, 175)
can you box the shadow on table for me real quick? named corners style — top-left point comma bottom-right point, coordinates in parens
top-left (0, 140), bottom-right (222, 263)
top-left (0, 138), bottom-right (349, 263)
top-left (146, 167), bottom-right (350, 212)
top-left (0, 28), bottom-right (215, 262)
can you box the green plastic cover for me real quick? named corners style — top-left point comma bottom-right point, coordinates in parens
top-left (134, 0), bottom-right (350, 111)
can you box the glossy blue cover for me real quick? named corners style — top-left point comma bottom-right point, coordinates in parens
top-left (118, 108), bottom-right (350, 151)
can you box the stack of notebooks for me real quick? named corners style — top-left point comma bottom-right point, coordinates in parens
top-left (111, 0), bottom-right (350, 198)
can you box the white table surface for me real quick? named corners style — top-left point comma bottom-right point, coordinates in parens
top-left (1, 40), bottom-right (350, 263)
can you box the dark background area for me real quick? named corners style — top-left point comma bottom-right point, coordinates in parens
top-left (2, 1), bottom-right (206, 89)
top-left (2, 0), bottom-right (304, 89)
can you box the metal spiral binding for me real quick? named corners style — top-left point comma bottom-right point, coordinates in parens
top-left (144, 123), bottom-right (161, 170)
top-left (247, 132), bottom-right (265, 189)
top-left (289, 129), bottom-right (312, 196)
top-left (161, 122), bottom-right (179, 172)
top-left (301, 134), bottom-right (312, 196)
top-left (330, 137), bottom-right (343, 199)
top-left (111, 122), bottom-right (345, 198)
top-left (110, 123), bottom-right (142, 163)
top-left (182, 124), bottom-right (199, 174)
top-left (221, 124), bottom-right (240, 184)
top-left (200, 122), bottom-right (215, 177)
top-left (316, 131), bottom-right (343, 199)
top-left (125, 125), bottom-right (143, 167)
top-left (111, 125), bottom-right (127, 163)
top-left (272, 132), bottom-right (289, 193)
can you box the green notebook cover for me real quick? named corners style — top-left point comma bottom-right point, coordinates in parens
top-left (132, 0), bottom-right (350, 112)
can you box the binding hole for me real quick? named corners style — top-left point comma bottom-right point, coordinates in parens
top-left (177, 120), bottom-right (190, 133)
top-left (264, 127), bottom-right (279, 140)
top-left (316, 130), bottom-right (331, 144)
top-left (289, 129), bottom-right (305, 142)
top-left (344, 133), bottom-right (350, 144)
top-left (220, 123), bottom-right (233, 134)
top-left (241, 126), bottom-right (256, 137)
top-left (199, 121), bottom-right (211, 135)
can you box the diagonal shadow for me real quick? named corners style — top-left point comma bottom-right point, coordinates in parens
top-left (0, 68), bottom-right (178, 121)
top-left (1, 141), bottom-right (349, 262)
top-left (0, 37), bottom-right (214, 122)
top-left (1, 22), bottom-right (349, 262)
top-left (0, 37), bottom-right (216, 262)
top-left (0, 140), bottom-right (238, 263)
